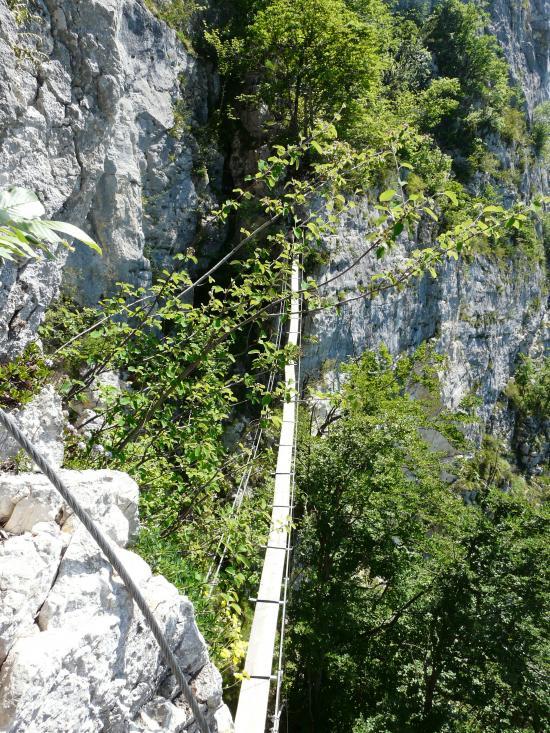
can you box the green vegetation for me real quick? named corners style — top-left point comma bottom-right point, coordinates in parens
top-left (34, 125), bottom-right (535, 679)
top-left (7, 0), bottom-right (31, 24)
top-left (144, 0), bottom-right (200, 47)
top-left (506, 355), bottom-right (550, 419)
top-left (424, 0), bottom-right (512, 151)
top-left (0, 186), bottom-right (100, 263)
top-left (209, 1), bottom-right (521, 174)
top-left (532, 101), bottom-right (550, 158)
top-left (240, 0), bottom-right (391, 139)
top-left (286, 349), bottom-right (549, 732)
top-left (459, 433), bottom-right (529, 496)
top-left (203, 0), bottom-right (550, 265)
top-left (0, 343), bottom-right (51, 409)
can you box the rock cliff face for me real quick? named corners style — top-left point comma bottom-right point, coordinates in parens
top-left (0, 469), bottom-right (232, 732)
top-left (489, 0), bottom-right (549, 115)
top-left (0, 4), bottom-right (234, 728)
top-left (304, 0), bottom-right (549, 426)
top-left (303, 208), bottom-right (547, 427)
top-left (0, 0), bottom-right (222, 359)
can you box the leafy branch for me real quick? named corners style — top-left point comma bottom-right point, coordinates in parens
top-left (0, 186), bottom-right (100, 262)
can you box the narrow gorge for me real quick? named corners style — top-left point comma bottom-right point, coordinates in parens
top-left (0, 1), bottom-right (548, 732)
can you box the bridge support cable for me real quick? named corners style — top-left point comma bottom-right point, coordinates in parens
top-left (205, 289), bottom-right (288, 597)
top-left (234, 259), bottom-right (301, 733)
top-left (0, 407), bottom-right (212, 733)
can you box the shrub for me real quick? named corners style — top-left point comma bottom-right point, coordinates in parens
top-left (424, 0), bottom-right (513, 154)
top-left (144, 0), bottom-right (200, 47)
top-left (532, 101), bottom-right (550, 158)
top-left (507, 355), bottom-right (550, 418)
top-left (0, 343), bottom-right (51, 409)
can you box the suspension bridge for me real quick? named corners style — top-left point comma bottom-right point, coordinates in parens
top-left (0, 258), bottom-right (302, 733)
top-left (234, 259), bottom-right (301, 733)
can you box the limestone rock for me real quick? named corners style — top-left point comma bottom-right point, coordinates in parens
top-left (303, 200), bottom-right (547, 426)
top-left (0, 0), bottom-right (223, 359)
top-left (129, 698), bottom-right (232, 733)
top-left (0, 469), bottom-right (139, 544)
top-left (0, 386), bottom-right (64, 469)
top-left (0, 523), bottom-right (63, 664)
top-left (489, 0), bottom-right (549, 115)
top-left (0, 469), bottom-right (231, 732)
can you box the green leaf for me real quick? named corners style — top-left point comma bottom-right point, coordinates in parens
top-left (311, 140), bottom-right (324, 155)
top-left (443, 190), bottom-right (458, 207)
top-left (392, 221), bottom-right (404, 239)
top-left (25, 220), bottom-right (63, 245)
top-left (43, 221), bottom-right (102, 254)
top-left (0, 186), bottom-right (45, 222)
top-left (379, 189), bottom-right (397, 203)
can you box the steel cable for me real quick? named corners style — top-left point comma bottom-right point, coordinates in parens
top-left (205, 287), bottom-right (288, 595)
top-left (0, 407), bottom-right (211, 733)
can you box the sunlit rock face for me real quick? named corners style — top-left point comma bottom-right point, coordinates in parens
top-left (0, 0), bottom-right (223, 359)
top-left (0, 469), bottom-right (232, 733)
top-left (303, 0), bottom-right (549, 425)
top-left (488, 0), bottom-right (549, 114)
top-left (302, 202), bottom-right (547, 424)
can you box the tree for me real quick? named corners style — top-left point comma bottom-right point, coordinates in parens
top-left (286, 348), bottom-right (549, 732)
top-left (243, 0), bottom-right (391, 138)
top-left (424, 0), bottom-right (512, 151)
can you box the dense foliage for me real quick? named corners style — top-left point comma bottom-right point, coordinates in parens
top-left (423, 0), bottom-right (513, 154)
top-left (209, 1), bottom-right (528, 170)
top-left (3, 0), bottom-right (548, 716)
top-left (0, 343), bottom-right (51, 410)
top-left (204, 0), bottom-right (548, 264)
top-left (238, 0), bottom-right (390, 138)
top-left (34, 124), bottom-right (535, 681)
top-left (507, 355), bottom-right (550, 419)
top-left (144, 0), bottom-right (200, 49)
top-left (286, 349), bottom-right (549, 732)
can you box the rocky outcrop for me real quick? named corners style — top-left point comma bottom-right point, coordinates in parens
top-left (0, 0), bottom-right (223, 359)
top-left (0, 386), bottom-right (65, 468)
top-left (304, 0), bottom-right (549, 423)
top-left (489, 0), bottom-right (549, 115)
top-left (0, 469), bottom-right (232, 732)
top-left (302, 204), bottom-right (547, 423)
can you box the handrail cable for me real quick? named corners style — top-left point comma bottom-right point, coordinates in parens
top-left (205, 287), bottom-right (288, 596)
top-left (234, 257), bottom-right (301, 733)
top-left (0, 408), bottom-right (211, 733)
